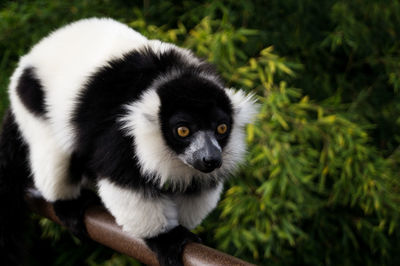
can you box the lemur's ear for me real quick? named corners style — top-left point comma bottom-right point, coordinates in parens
top-left (225, 88), bottom-right (259, 127)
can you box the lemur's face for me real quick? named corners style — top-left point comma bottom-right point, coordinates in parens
top-left (122, 70), bottom-right (256, 186)
top-left (158, 74), bottom-right (233, 173)
top-left (166, 107), bottom-right (231, 173)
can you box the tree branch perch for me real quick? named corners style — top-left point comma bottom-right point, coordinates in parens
top-left (25, 192), bottom-right (254, 266)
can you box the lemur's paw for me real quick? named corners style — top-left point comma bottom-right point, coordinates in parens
top-left (53, 189), bottom-right (100, 239)
top-left (145, 225), bottom-right (202, 266)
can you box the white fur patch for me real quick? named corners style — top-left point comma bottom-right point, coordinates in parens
top-left (8, 64), bottom-right (80, 201)
top-left (147, 40), bottom-right (201, 66)
top-left (12, 18), bottom-right (149, 153)
top-left (98, 179), bottom-right (223, 236)
top-left (225, 88), bottom-right (259, 127)
top-left (97, 179), bottom-right (178, 238)
top-left (222, 88), bottom-right (259, 171)
top-left (174, 182), bottom-right (223, 229)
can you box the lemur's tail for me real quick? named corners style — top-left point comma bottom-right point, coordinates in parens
top-left (0, 109), bottom-right (30, 265)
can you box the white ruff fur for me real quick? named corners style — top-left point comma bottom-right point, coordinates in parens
top-left (222, 88), bottom-right (259, 170)
top-left (120, 81), bottom-right (258, 190)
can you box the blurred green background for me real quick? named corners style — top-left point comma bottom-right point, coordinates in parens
top-left (1, 0), bottom-right (400, 265)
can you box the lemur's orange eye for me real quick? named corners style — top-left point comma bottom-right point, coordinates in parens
top-left (217, 123), bottom-right (228, 135)
top-left (177, 126), bottom-right (190, 138)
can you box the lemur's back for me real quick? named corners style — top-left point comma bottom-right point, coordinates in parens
top-left (9, 18), bottom-right (149, 153)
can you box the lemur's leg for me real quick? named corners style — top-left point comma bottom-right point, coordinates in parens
top-left (144, 183), bottom-right (224, 266)
top-left (49, 152), bottom-right (100, 238)
top-left (52, 188), bottom-right (100, 238)
top-left (174, 182), bottom-right (223, 229)
top-left (23, 119), bottom-right (96, 236)
top-left (8, 66), bottom-right (79, 202)
top-left (28, 126), bottom-right (80, 202)
top-left (25, 122), bottom-right (88, 235)
top-left (146, 225), bottom-right (201, 266)
top-left (97, 179), bottom-right (200, 266)
top-left (8, 65), bottom-right (92, 236)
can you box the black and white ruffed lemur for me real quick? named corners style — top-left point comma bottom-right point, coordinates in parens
top-left (0, 18), bottom-right (257, 266)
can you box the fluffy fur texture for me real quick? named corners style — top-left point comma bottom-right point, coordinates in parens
top-left (98, 178), bottom-right (179, 238)
top-left (1, 17), bottom-right (257, 266)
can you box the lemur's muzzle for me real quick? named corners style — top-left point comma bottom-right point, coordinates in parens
top-left (181, 131), bottom-right (222, 173)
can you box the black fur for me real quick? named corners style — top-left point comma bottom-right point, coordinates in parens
top-left (0, 109), bottom-right (31, 265)
top-left (16, 67), bottom-right (46, 117)
top-left (68, 151), bottom-right (89, 184)
top-left (157, 73), bottom-right (233, 155)
top-left (72, 47), bottom-right (228, 195)
top-left (53, 189), bottom-right (100, 238)
top-left (145, 225), bottom-right (201, 266)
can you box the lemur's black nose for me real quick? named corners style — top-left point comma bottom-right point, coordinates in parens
top-left (203, 156), bottom-right (222, 170)
top-left (199, 155), bottom-right (222, 173)
top-left (193, 154), bottom-right (222, 173)
top-left (190, 131), bottom-right (223, 173)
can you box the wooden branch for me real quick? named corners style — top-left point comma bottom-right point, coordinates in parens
top-left (25, 192), bottom-right (254, 266)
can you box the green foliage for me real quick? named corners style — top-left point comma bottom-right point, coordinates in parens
top-left (249, 0), bottom-right (400, 154)
top-left (209, 64), bottom-right (400, 264)
top-left (1, 0), bottom-right (400, 265)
